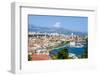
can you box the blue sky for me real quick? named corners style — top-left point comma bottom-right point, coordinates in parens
top-left (28, 15), bottom-right (88, 33)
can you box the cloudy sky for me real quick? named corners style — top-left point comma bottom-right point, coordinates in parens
top-left (28, 15), bottom-right (88, 33)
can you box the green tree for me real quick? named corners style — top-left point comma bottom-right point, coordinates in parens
top-left (57, 48), bottom-right (69, 59)
top-left (81, 38), bottom-right (88, 58)
top-left (28, 54), bottom-right (32, 61)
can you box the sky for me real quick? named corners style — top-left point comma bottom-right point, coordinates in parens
top-left (28, 15), bottom-right (88, 33)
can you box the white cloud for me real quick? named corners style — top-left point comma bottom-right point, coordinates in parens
top-left (53, 22), bottom-right (61, 28)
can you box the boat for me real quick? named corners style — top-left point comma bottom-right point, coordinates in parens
top-left (70, 42), bottom-right (84, 48)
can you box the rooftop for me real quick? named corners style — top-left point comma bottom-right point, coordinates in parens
top-left (32, 54), bottom-right (50, 60)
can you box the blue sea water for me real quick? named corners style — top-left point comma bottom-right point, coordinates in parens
top-left (68, 47), bottom-right (84, 55)
top-left (50, 45), bottom-right (86, 56)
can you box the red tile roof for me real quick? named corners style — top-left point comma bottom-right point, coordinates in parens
top-left (32, 54), bottom-right (50, 60)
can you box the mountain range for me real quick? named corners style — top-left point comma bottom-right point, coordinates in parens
top-left (28, 25), bottom-right (87, 36)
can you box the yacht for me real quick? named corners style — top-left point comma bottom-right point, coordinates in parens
top-left (75, 43), bottom-right (84, 48)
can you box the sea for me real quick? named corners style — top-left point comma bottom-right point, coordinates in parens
top-left (50, 44), bottom-right (86, 56)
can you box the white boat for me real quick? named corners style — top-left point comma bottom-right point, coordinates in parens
top-left (75, 43), bottom-right (84, 48)
top-left (70, 42), bottom-right (84, 48)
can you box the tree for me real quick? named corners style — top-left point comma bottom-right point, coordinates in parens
top-left (81, 38), bottom-right (88, 58)
top-left (57, 48), bottom-right (69, 59)
top-left (28, 54), bottom-right (32, 61)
